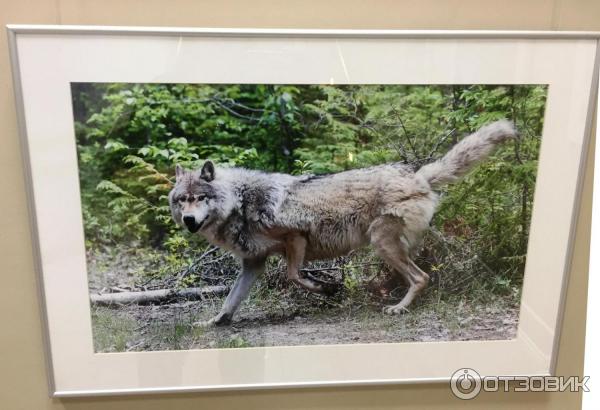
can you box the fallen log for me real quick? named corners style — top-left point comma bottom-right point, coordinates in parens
top-left (90, 285), bottom-right (228, 306)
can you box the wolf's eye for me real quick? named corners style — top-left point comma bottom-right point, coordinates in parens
top-left (197, 195), bottom-right (206, 202)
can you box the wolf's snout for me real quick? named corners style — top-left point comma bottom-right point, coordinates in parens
top-left (183, 215), bottom-right (200, 232)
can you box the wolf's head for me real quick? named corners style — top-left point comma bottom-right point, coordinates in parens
top-left (168, 161), bottom-right (219, 234)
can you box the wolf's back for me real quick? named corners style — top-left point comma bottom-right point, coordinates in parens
top-left (416, 120), bottom-right (517, 189)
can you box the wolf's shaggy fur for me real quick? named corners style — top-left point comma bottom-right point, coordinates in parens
top-left (169, 120), bottom-right (517, 325)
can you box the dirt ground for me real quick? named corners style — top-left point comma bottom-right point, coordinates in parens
top-left (90, 292), bottom-right (519, 352)
top-left (87, 248), bottom-right (521, 352)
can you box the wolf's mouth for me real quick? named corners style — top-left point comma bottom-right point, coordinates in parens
top-left (184, 216), bottom-right (208, 233)
top-left (187, 224), bottom-right (201, 233)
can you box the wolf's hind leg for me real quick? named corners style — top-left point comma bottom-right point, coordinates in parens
top-left (286, 236), bottom-right (332, 294)
top-left (382, 259), bottom-right (429, 315)
top-left (197, 257), bottom-right (265, 327)
top-left (369, 216), bottom-right (430, 314)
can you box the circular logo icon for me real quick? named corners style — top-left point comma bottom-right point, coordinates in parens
top-left (450, 368), bottom-right (482, 400)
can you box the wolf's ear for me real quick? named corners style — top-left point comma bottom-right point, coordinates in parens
top-left (175, 164), bottom-right (185, 182)
top-left (200, 161), bottom-right (215, 182)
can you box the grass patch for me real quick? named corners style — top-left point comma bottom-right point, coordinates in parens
top-left (91, 306), bottom-right (137, 352)
top-left (216, 335), bottom-right (252, 349)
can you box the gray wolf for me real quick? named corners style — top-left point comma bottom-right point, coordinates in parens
top-left (169, 120), bottom-right (517, 326)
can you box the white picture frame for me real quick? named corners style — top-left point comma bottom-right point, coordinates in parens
top-left (583, 56), bottom-right (600, 410)
top-left (7, 25), bottom-right (599, 397)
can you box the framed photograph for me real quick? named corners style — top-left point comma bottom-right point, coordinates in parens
top-left (8, 25), bottom-right (599, 397)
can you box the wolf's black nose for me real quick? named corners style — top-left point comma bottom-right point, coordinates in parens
top-left (183, 215), bottom-right (196, 228)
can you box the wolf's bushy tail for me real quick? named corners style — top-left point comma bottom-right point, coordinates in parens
top-left (416, 119), bottom-right (517, 189)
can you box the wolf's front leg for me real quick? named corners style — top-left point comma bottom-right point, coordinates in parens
top-left (198, 257), bottom-right (265, 327)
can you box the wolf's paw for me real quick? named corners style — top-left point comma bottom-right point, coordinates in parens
top-left (303, 272), bottom-right (342, 296)
top-left (194, 313), bottom-right (232, 328)
top-left (383, 305), bottom-right (410, 315)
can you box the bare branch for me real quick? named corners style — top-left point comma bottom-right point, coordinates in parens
top-left (90, 286), bottom-right (229, 306)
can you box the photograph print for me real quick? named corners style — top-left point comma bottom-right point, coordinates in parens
top-left (72, 83), bottom-right (546, 352)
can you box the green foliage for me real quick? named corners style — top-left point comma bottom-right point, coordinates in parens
top-left (73, 82), bottom-right (546, 294)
